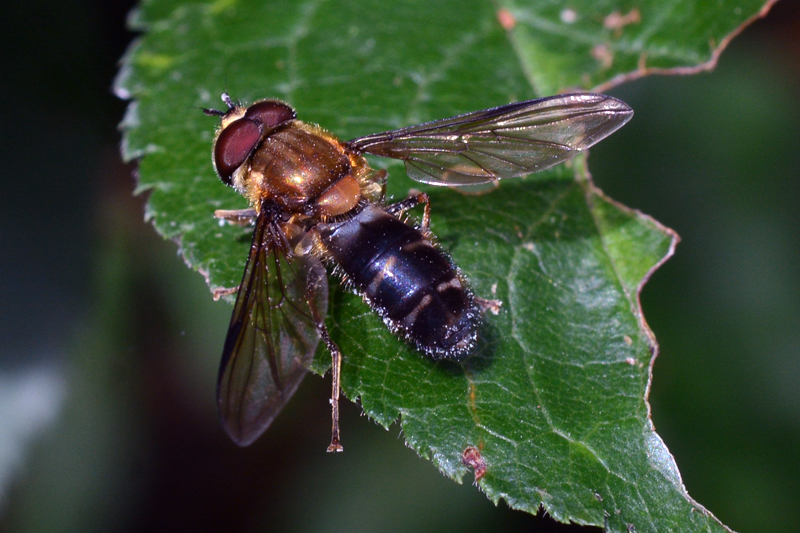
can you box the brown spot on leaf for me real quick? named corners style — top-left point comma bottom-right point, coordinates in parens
top-left (591, 44), bottom-right (614, 69)
top-left (604, 8), bottom-right (641, 31)
top-left (462, 446), bottom-right (487, 480)
top-left (497, 8), bottom-right (516, 30)
top-left (624, 335), bottom-right (633, 346)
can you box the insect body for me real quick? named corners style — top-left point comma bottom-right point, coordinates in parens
top-left (204, 92), bottom-right (633, 450)
top-left (319, 203), bottom-right (479, 358)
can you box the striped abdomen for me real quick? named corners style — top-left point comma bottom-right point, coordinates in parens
top-left (318, 205), bottom-right (479, 360)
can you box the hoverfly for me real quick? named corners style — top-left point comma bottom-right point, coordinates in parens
top-left (204, 92), bottom-right (632, 450)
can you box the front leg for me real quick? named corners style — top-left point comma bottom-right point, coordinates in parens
top-left (214, 208), bottom-right (258, 225)
top-left (211, 208), bottom-right (259, 299)
top-left (212, 286), bottom-right (239, 301)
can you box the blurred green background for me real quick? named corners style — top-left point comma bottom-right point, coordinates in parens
top-left (0, 1), bottom-right (798, 532)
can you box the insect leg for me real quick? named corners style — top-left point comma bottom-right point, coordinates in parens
top-left (319, 324), bottom-right (343, 453)
top-left (304, 258), bottom-right (344, 452)
top-left (385, 192), bottom-right (431, 230)
top-left (214, 208), bottom-right (258, 226)
top-left (209, 209), bottom-right (261, 298)
top-left (474, 296), bottom-right (503, 315)
top-left (212, 286), bottom-right (239, 300)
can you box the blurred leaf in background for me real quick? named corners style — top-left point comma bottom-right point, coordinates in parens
top-left (0, 0), bottom-right (798, 532)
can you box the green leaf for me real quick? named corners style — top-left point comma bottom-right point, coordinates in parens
top-left (116, 0), bottom-right (770, 530)
top-left (496, 0), bottom-right (776, 95)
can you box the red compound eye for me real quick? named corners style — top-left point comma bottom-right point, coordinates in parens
top-left (213, 118), bottom-right (261, 185)
top-left (244, 100), bottom-right (296, 128)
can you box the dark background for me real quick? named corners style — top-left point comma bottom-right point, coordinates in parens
top-left (0, 1), bottom-right (798, 531)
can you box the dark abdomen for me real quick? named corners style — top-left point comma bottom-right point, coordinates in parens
top-left (319, 205), bottom-right (478, 360)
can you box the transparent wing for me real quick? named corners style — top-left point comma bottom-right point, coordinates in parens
top-left (348, 93), bottom-right (633, 186)
top-left (217, 213), bottom-right (328, 446)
